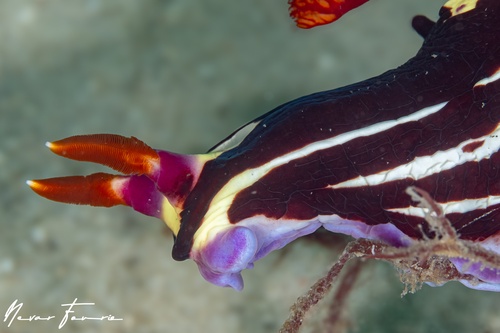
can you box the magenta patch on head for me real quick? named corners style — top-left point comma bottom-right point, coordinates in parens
top-left (121, 175), bottom-right (163, 218)
top-left (155, 151), bottom-right (197, 203)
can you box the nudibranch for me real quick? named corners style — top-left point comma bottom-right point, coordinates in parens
top-left (29, 0), bottom-right (500, 291)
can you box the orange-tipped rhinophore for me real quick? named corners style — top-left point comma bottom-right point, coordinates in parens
top-left (47, 134), bottom-right (160, 176)
top-left (27, 173), bottom-right (126, 207)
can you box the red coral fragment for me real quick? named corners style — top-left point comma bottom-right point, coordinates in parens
top-left (288, 0), bottom-right (370, 29)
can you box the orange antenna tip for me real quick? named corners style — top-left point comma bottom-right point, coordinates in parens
top-left (48, 134), bottom-right (160, 176)
top-left (27, 174), bottom-right (127, 207)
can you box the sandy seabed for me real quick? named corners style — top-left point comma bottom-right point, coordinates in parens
top-left (1, 0), bottom-right (499, 332)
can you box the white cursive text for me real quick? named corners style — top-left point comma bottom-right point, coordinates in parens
top-left (3, 299), bottom-right (123, 329)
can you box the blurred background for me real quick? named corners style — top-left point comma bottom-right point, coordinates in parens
top-left (1, 0), bottom-right (499, 332)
